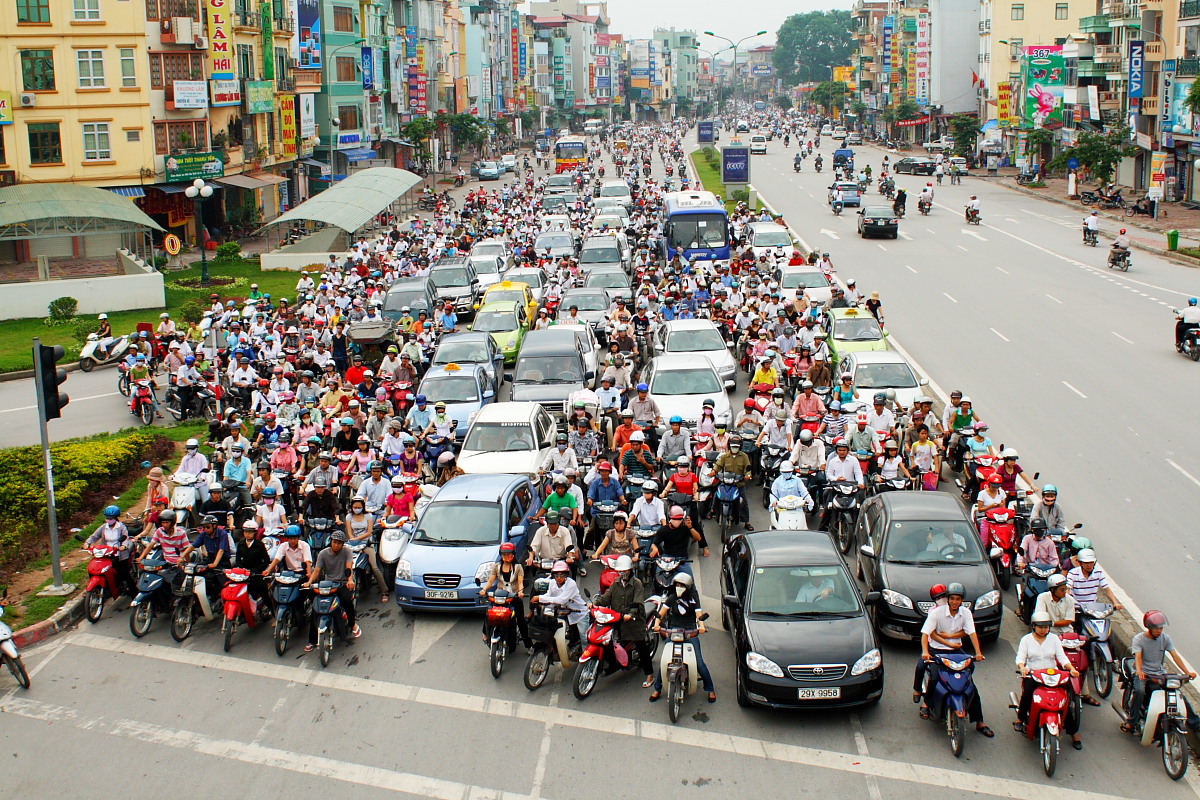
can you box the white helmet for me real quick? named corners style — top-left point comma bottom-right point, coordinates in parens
top-left (1001, 448), bottom-right (1019, 459)
top-left (613, 555), bottom-right (634, 572)
top-left (779, 461), bottom-right (795, 473)
top-left (1030, 611), bottom-right (1053, 626)
top-left (1076, 548), bottom-right (1097, 563)
top-left (642, 479), bottom-right (659, 492)
top-left (97, 313), bottom-right (108, 320)
top-left (185, 438), bottom-right (199, 448)
top-left (630, 431), bottom-right (645, 442)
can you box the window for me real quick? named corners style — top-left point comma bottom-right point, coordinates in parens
top-left (17, 0), bottom-right (50, 22)
top-left (152, 119), bottom-right (207, 154)
top-left (20, 49), bottom-right (55, 91)
top-left (82, 122), bottom-right (111, 160)
top-left (126, 129), bottom-right (140, 142)
top-left (74, 0), bottom-right (101, 20)
top-left (1054, 2), bottom-right (1068, 19)
top-left (336, 56), bottom-right (356, 82)
top-left (0, 130), bottom-right (6, 164)
top-left (337, 104), bottom-right (360, 131)
top-left (148, 51), bottom-right (203, 89)
top-left (237, 44), bottom-right (254, 80)
top-left (119, 48), bottom-right (137, 87)
top-left (1011, 3), bottom-right (1024, 20)
top-left (332, 5), bottom-right (353, 32)
top-left (28, 122), bottom-right (62, 164)
top-left (77, 49), bottom-right (106, 87)
top-left (145, 0), bottom-right (197, 20)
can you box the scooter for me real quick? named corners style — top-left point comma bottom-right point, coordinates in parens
top-left (1060, 630), bottom-right (1090, 741)
top-left (822, 480), bottom-right (860, 554)
top-left (1009, 667), bottom-right (1072, 777)
top-left (306, 517), bottom-right (336, 553)
top-left (311, 579), bottom-right (350, 668)
top-left (270, 569), bottom-right (309, 656)
top-left (658, 625), bottom-right (704, 723)
top-left (169, 470), bottom-right (203, 528)
top-left (964, 207), bottom-right (982, 225)
top-left (573, 602), bottom-right (658, 700)
top-left (483, 588), bottom-right (516, 678)
top-left (1083, 227), bottom-right (1099, 246)
top-left (714, 472), bottom-right (745, 542)
top-left (377, 514), bottom-right (414, 589)
top-left (921, 652), bottom-right (979, 757)
top-left (770, 494), bottom-right (813, 530)
top-left (171, 554), bottom-right (223, 642)
top-left (983, 506), bottom-right (1018, 590)
top-left (918, 198), bottom-right (931, 216)
top-left (0, 596), bottom-right (29, 688)
top-left (793, 161), bottom-right (802, 173)
top-left (129, 551), bottom-right (178, 638)
top-left (1079, 601), bottom-right (1115, 698)
top-left (757, 444), bottom-right (788, 507)
top-left (220, 567), bottom-right (269, 652)
top-left (131, 379), bottom-right (157, 426)
top-left (78, 332), bottom-right (132, 372)
top-left (84, 545), bottom-right (123, 623)
top-left (524, 586), bottom-right (575, 691)
top-left (1113, 658), bottom-right (1193, 780)
top-left (1108, 247), bottom-right (1131, 272)
top-left (652, 555), bottom-right (689, 598)
top-left (1015, 562), bottom-right (1055, 625)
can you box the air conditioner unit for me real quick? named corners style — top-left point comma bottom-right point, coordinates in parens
top-left (287, 57), bottom-right (297, 69)
top-left (20, 93), bottom-right (36, 108)
top-left (194, 36), bottom-right (209, 50)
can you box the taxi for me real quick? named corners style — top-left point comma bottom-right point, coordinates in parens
top-left (476, 279), bottom-right (538, 323)
top-left (614, 139), bottom-right (630, 152)
top-left (824, 305), bottom-right (890, 368)
top-left (416, 362), bottom-right (497, 432)
top-left (470, 299), bottom-right (529, 364)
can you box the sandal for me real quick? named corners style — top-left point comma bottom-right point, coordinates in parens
top-left (380, 593), bottom-right (390, 604)
top-left (642, 677), bottom-right (655, 688)
top-left (707, 692), bottom-right (717, 703)
top-left (976, 725), bottom-right (994, 738)
top-left (919, 706), bottom-right (931, 720)
top-left (1082, 696), bottom-right (1101, 707)
top-left (648, 691), bottom-right (661, 702)
top-left (912, 692), bottom-right (922, 704)
top-left (352, 624), bottom-right (362, 638)
top-left (744, 523), bottom-right (754, 531)
top-left (1120, 722), bottom-right (1136, 734)
top-left (304, 644), bottom-right (315, 652)
top-left (1012, 721), bottom-right (1026, 734)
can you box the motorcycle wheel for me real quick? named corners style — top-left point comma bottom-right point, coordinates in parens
top-left (1092, 657), bottom-right (1112, 698)
top-left (948, 712), bottom-right (964, 758)
top-left (223, 618), bottom-right (236, 653)
top-left (139, 401), bottom-right (155, 427)
top-left (524, 648), bottom-right (550, 691)
top-left (118, 374), bottom-right (131, 397)
top-left (319, 629), bottom-right (332, 668)
top-left (79, 357), bottom-right (96, 373)
top-left (166, 394), bottom-right (182, 421)
top-left (573, 658), bottom-right (600, 699)
top-left (1041, 728), bottom-right (1058, 778)
top-left (1163, 723), bottom-right (1190, 780)
top-left (719, 513), bottom-right (731, 543)
top-left (489, 637), bottom-right (506, 679)
top-left (1081, 195), bottom-right (1094, 206)
top-left (4, 653), bottom-right (30, 689)
top-left (997, 564), bottom-right (1011, 591)
top-left (761, 486), bottom-right (770, 509)
top-left (274, 612), bottom-right (290, 657)
top-left (668, 669), bottom-right (685, 723)
top-left (1119, 258), bottom-right (1129, 272)
top-left (834, 516), bottom-right (852, 554)
top-left (170, 600), bottom-right (194, 642)
top-left (130, 603), bottom-right (152, 638)
top-left (1191, 344), bottom-right (1200, 363)
top-left (85, 587), bottom-right (105, 623)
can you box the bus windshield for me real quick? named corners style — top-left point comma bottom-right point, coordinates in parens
top-left (668, 213), bottom-right (729, 250)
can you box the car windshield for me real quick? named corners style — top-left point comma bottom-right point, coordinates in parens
top-left (668, 213), bottom-right (729, 250)
top-left (599, 185), bottom-right (630, 198)
top-left (781, 270), bottom-right (830, 290)
top-left (536, 233), bottom-right (574, 250)
top-left (434, 340), bottom-right (489, 365)
top-left (749, 565), bottom-right (862, 616)
top-left (507, 272), bottom-right (544, 288)
top-left (593, 217), bottom-right (624, 230)
top-left (463, 422), bottom-right (536, 453)
top-left (472, 242), bottom-right (505, 256)
top-left (384, 290), bottom-right (427, 312)
top-left (486, 290), bottom-right (525, 307)
top-left (650, 367), bottom-right (722, 395)
top-left (546, 176), bottom-right (572, 188)
top-left (863, 207), bottom-right (894, 218)
top-left (563, 293), bottom-right (608, 311)
top-left (421, 375), bottom-right (479, 404)
top-left (431, 268), bottom-right (470, 288)
top-left (480, 162), bottom-right (498, 170)
top-left (665, 327), bottom-right (725, 353)
top-left (752, 230), bottom-right (792, 248)
top-left (855, 362), bottom-right (918, 389)
top-left (470, 257), bottom-right (500, 275)
top-left (836, 183), bottom-right (859, 193)
top-left (473, 309), bottom-right (519, 332)
top-left (580, 246), bottom-right (621, 264)
top-left (586, 271), bottom-right (629, 289)
top-left (833, 316), bottom-right (884, 342)
top-left (414, 502), bottom-right (499, 545)
top-left (514, 355), bottom-right (583, 383)
top-left (885, 520), bottom-right (986, 564)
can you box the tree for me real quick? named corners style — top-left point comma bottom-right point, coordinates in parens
top-left (1185, 80), bottom-right (1200, 117)
top-left (949, 115), bottom-right (981, 159)
top-left (1048, 127), bottom-right (1135, 184)
top-left (882, 99), bottom-right (922, 135)
top-left (850, 100), bottom-right (867, 119)
top-left (773, 10), bottom-right (854, 87)
top-left (810, 81), bottom-right (848, 113)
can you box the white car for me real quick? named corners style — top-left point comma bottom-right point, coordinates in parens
top-left (838, 350), bottom-right (930, 411)
top-left (750, 135), bottom-right (767, 155)
top-left (499, 153), bottom-right (518, 173)
top-left (654, 320), bottom-right (737, 389)
top-left (778, 265), bottom-right (833, 306)
top-left (832, 127), bottom-right (847, 141)
top-left (641, 354), bottom-right (733, 436)
top-left (457, 402), bottom-right (557, 477)
top-left (746, 221), bottom-right (794, 261)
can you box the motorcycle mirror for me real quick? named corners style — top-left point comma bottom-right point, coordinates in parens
top-left (1071, 523), bottom-right (1084, 530)
top-left (474, 577), bottom-right (481, 586)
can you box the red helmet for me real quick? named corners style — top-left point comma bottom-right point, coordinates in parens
top-left (987, 474), bottom-right (1003, 485)
top-left (499, 542), bottom-right (517, 554)
top-left (265, 412), bottom-right (276, 421)
top-left (1143, 610), bottom-right (1168, 629)
top-left (669, 505), bottom-right (686, 520)
top-left (598, 460), bottom-right (613, 472)
top-left (743, 398), bottom-right (756, 410)
top-left (930, 583), bottom-right (948, 601)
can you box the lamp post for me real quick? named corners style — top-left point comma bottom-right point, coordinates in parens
top-left (184, 178), bottom-right (214, 284)
top-left (702, 30), bottom-right (767, 106)
top-left (696, 46), bottom-right (731, 115)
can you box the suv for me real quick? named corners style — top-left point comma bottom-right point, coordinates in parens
top-left (382, 276), bottom-right (438, 322)
top-left (596, 179), bottom-right (633, 212)
top-left (458, 401), bottom-right (557, 476)
top-left (392, 474), bottom-right (540, 611)
top-left (430, 257), bottom-right (481, 317)
top-left (508, 328), bottom-right (594, 420)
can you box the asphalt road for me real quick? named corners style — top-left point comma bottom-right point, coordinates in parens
top-left (745, 138), bottom-right (1200, 661)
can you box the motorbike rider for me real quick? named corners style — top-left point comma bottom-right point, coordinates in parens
top-left (1110, 228), bottom-right (1131, 265)
top-left (1083, 210), bottom-right (1100, 242)
top-left (658, 416), bottom-right (693, 468)
top-left (537, 475), bottom-right (583, 529)
top-left (138, 508), bottom-right (192, 592)
top-left (649, 572), bottom-right (716, 704)
top-left (893, 187), bottom-right (907, 217)
top-left (1014, 611), bottom-right (1080, 746)
top-left (965, 194), bottom-right (981, 222)
top-left (479, 541), bottom-right (531, 650)
top-left (631, 481), bottom-right (667, 531)
top-left (265, 524), bottom-right (313, 576)
top-left (1018, 518), bottom-right (1060, 569)
top-left (917, 185), bottom-right (933, 214)
top-left (527, 510), bottom-right (580, 570)
top-left (1066, 548), bottom-right (1123, 611)
top-left (531, 560), bottom-right (589, 646)
top-left (770, 461), bottom-right (813, 509)
top-left (1125, 610), bottom-right (1200, 735)
top-left (793, 152), bottom-right (802, 171)
top-left (919, 582), bottom-right (992, 736)
top-left (1034, 574), bottom-right (1077, 632)
top-left (1175, 297), bottom-right (1200, 351)
top-left (823, 438), bottom-right (864, 509)
top-left (831, 186), bottom-right (845, 215)
top-left (85, 505), bottom-right (137, 597)
top-left (303, 529), bottom-right (361, 649)
top-left (1029, 484), bottom-right (1065, 537)
top-left (235, 519), bottom-right (273, 607)
top-left (713, 438), bottom-right (754, 531)
top-left (345, 497), bottom-right (387, 603)
top-left (592, 554), bottom-right (655, 687)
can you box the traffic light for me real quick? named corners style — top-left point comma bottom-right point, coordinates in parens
top-left (36, 343), bottom-right (69, 420)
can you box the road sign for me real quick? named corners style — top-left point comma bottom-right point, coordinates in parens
top-left (164, 234), bottom-right (182, 255)
top-left (1067, 157), bottom-right (1080, 170)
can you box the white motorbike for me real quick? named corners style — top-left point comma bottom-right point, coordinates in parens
top-left (169, 470), bottom-right (204, 526)
top-left (0, 600), bottom-right (30, 688)
top-left (78, 333), bottom-right (131, 372)
top-left (658, 625), bottom-right (703, 723)
top-left (377, 484), bottom-right (435, 586)
top-left (1113, 658), bottom-right (1194, 780)
top-left (770, 494), bottom-right (814, 530)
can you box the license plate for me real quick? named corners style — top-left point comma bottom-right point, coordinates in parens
top-left (798, 687), bottom-right (841, 699)
top-left (423, 589), bottom-right (457, 599)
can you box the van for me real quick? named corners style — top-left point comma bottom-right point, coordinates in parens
top-left (736, 120), bottom-right (750, 133)
top-left (382, 276), bottom-right (438, 321)
top-left (507, 328), bottom-right (594, 421)
top-left (583, 119), bottom-right (603, 135)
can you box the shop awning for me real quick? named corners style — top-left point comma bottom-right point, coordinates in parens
top-left (343, 147), bottom-right (378, 162)
top-left (384, 138), bottom-right (416, 147)
top-left (299, 158), bottom-right (327, 168)
top-left (261, 167), bottom-right (421, 235)
top-left (248, 172), bottom-right (288, 185)
top-left (214, 174), bottom-right (271, 190)
top-left (154, 183), bottom-right (191, 194)
top-left (108, 186), bottom-right (146, 199)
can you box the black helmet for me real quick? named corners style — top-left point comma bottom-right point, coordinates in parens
top-left (1029, 518), bottom-right (1048, 532)
top-left (158, 509), bottom-right (177, 524)
top-left (946, 582), bottom-right (965, 598)
top-left (200, 514), bottom-right (218, 527)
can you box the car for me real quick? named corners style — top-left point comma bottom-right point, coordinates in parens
top-left (470, 238), bottom-right (511, 268)
top-left (540, 213), bottom-right (573, 231)
top-left (542, 192), bottom-right (579, 214)
top-left (856, 206), bottom-right (900, 239)
top-left (417, 362), bottom-right (496, 433)
top-left (477, 160), bottom-right (501, 180)
top-left (745, 221), bottom-right (794, 261)
top-left (597, 179), bottom-right (633, 212)
top-left (508, 328), bottom-right (594, 420)
top-left (845, 132), bottom-right (863, 146)
top-left (949, 156), bottom-right (968, 174)
top-left (641, 354), bottom-right (732, 435)
top-left (382, 276), bottom-right (438, 322)
top-left (392, 474), bottom-right (540, 611)
top-left (470, 300), bottom-right (529, 364)
top-left (553, 322), bottom-right (601, 387)
top-left (820, 124), bottom-right (833, 136)
top-left (589, 213), bottom-right (628, 235)
top-left (827, 181), bottom-right (862, 208)
top-left (559, 287), bottom-right (612, 332)
top-left (922, 136), bottom-right (954, 153)
top-left (430, 331), bottom-right (505, 392)
top-left (478, 279), bottom-right (538, 323)
top-left (654, 319), bottom-right (737, 389)
top-left (579, 235), bottom-right (625, 273)
top-left (893, 157), bottom-right (936, 176)
top-left (545, 174), bottom-right (574, 194)
top-left (501, 267), bottom-right (547, 304)
top-left (582, 266), bottom-right (631, 302)
top-left (832, 126), bottom-right (847, 140)
top-left (855, 492), bottom-right (1003, 641)
top-left (499, 153), bottom-right (518, 173)
top-left (722, 530), bottom-right (884, 709)
top-left (837, 350), bottom-right (929, 410)
top-left (430, 258), bottom-right (481, 316)
top-left (592, 197), bottom-right (631, 222)
top-left (825, 306), bottom-right (890, 368)
top-left (457, 402), bottom-right (557, 477)
top-left (466, 253), bottom-right (504, 290)
top-left (777, 265), bottom-right (833, 306)
top-left (533, 230), bottom-right (579, 260)
top-left (749, 135), bottom-right (767, 155)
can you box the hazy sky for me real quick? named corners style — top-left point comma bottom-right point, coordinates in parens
top-left (521, 0), bottom-right (855, 47)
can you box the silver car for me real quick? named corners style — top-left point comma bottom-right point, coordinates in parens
top-left (654, 319), bottom-right (737, 389)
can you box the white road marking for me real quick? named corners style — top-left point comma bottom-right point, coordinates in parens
top-left (1167, 459), bottom-right (1200, 490)
top-left (1045, 294), bottom-right (1063, 304)
top-left (1062, 381), bottom-right (1087, 399)
top-left (51, 633), bottom-right (1145, 800)
top-left (990, 328), bottom-right (1010, 342)
top-left (957, 245), bottom-right (969, 251)
top-left (926, 228), bottom-right (935, 234)
top-left (408, 615), bottom-right (459, 665)
top-left (878, 244), bottom-right (887, 251)
top-left (898, 232), bottom-right (913, 240)
top-left (904, 264), bottom-right (918, 274)
top-left (995, 265), bottom-right (1010, 274)
top-left (849, 714), bottom-right (883, 800)
top-left (529, 688), bottom-right (561, 799)
top-left (820, 229), bottom-right (840, 240)
top-left (1112, 331), bottom-right (1134, 344)
top-left (942, 292), bottom-right (958, 303)
top-left (962, 230), bottom-right (988, 241)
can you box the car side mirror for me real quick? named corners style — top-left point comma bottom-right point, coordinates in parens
top-left (482, 389), bottom-right (495, 400)
top-left (859, 544), bottom-right (875, 559)
top-left (723, 594), bottom-right (741, 608)
top-left (585, 370), bottom-right (595, 380)
top-left (474, 577), bottom-right (482, 586)
top-left (508, 525), bottom-right (526, 539)
top-left (865, 591), bottom-right (881, 605)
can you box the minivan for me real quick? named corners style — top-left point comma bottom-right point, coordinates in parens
top-left (508, 328), bottom-right (594, 420)
top-left (430, 257), bottom-right (481, 317)
top-left (382, 276), bottom-right (438, 321)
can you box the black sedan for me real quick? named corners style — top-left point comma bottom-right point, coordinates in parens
top-left (855, 492), bottom-right (1003, 642)
top-left (857, 206), bottom-right (899, 239)
top-left (893, 157), bottom-right (936, 175)
top-left (722, 531), bottom-right (884, 709)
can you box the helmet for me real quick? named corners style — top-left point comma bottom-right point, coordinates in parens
top-left (946, 582), bottom-right (965, 598)
top-left (1047, 574), bottom-right (1067, 589)
top-left (630, 431), bottom-right (645, 442)
top-left (775, 410), bottom-right (788, 420)
top-left (551, 560), bottom-right (570, 574)
top-left (1190, 298), bottom-right (1199, 307)
top-left (669, 415), bottom-right (683, 425)
top-left (331, 530), bottom-right (349, 543)
top-left (833, 437), bottom-right (848, 448)
top-left (771, 387), bottom-right (785, 398)
top-left (1029, 518), bottom-right (1048, 532)
top-left (103, 504), bottom-right (121, 518)
top-left (702, 398), bottom-right (716, 409)
top-left (1143, 610), bottom-right (1168, 629)
top-left (929, 584), bottom-right (948, 601)
top-left (830, 401), bottom-right (842, 411)
top-left (391, 477), bottom-right (404, 488)
top-left (636, 383), bottom-right (649, 392)
top-left (1070, 536), bottom-right (1092, 551)
top-left (158, 509), bottom-right (177, 524)
top-left (1076, 548), bottom-right (1097, 563)
top-left (1041, 484), bottom-right (1058, 496)
top-left (1001, 448), bottom-right (1019, 459)
top-left (499, 542), bottom-right (517, 554)
top-left (1030, 611), bottom-right (1053, 626)
top-left (598, 461), bottom-right (613, 472)
top-left (284, 524), bottom-right (302, 539)
top-left (437, 451), bottom-right (456, 466)
top-left (873, 392), bottom-right (887, 404)
top-left (669, 505), bottom-right (686, 520)
top-left (884, 440), bottom-right (898, 450)
top-left (676, 456), bottom-right (690, 467)
top-left (973, 421), bottom-right (988, 432)
top-left (415, 394), bottom-right (427, 405)
top-left (987, 474), bottom-right (1003, 485)
top-left (613, 554), bottom-right (634, 573)
top-left (242, 520), bottom-right (259, 531)
top-left (779, 461), bottom-right (794, 473)
top-left (672, 572), bottom-right (694, 588)
top-left (743, 399), bottom-right (756, 410)
top-left (555, 432), bottom-right (568, 443)
top-left (799, 429), bottom-right (813, 444)
top-left (199, 514), bottom-right (218, 527)
top-left (262, 487), bottom-right (277, 498)
top-left (643, 479), bottom-right (659, 492)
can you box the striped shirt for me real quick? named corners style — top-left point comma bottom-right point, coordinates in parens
top-left (1066, 565), bottom-right (1109, 604)
top-left (821, 413), bottom-right (847, 440)
top-left (151, 526), bottom-right (191, 562)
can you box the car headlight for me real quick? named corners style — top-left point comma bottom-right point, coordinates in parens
top-left (974, 590), bottom-right (1000, 611)
top-left (396, 559), bottom-right (412, 582)
top-left (746, 651), bottom-right (785, 678)
top-left (507, 337), bottom-right (517, 348)
top-left (475, 562), bottom-right (495, 583)
top-left (882, 589), bottom-right (913, 610)
top-left (850, 648), bottom-right (881, 676)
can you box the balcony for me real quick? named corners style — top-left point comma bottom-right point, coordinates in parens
top-left (1077, 60), bottom-right (1110, 78)
top-left (275, 75), bottom-right (295, 92)
top-left (1094, 44), bottom-right (1123, 61)
top-left (294, 70), bottom-right (322, 91)
top-left (1104, 2), bottom-right (1141, 25)
top-left (1176, 57), bottom-right (1200, 76)
top-left (233, 8), bottom-right (260, 29)
top-left (273, 15), bottom-right (295, 36)
top-left (1183, 0), bottom-right (1200, 18)
top-left (1079, 15), bottom-right (1112, 33)
top-left (1144, 41), bottom-right (1166, 61)
top-left (1141, 96), bottom-right (1161, 114)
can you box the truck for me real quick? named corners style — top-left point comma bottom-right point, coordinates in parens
top-left (922, 136), bottom-right (955, 153)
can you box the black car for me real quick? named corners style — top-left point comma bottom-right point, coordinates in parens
top-left (857, 206), bottom-right (899, 239)
top-left (855, 492), bottom-right (1002, 642)
top-left (893, 157), bottom-right (936, 175)
top-left (722, 531), bottom-right (885, 709)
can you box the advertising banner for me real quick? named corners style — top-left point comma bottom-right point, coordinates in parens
top-left (173, 80), bottom-right (208, 109)
top-left (210, 78), bottom-right (241, 106)
top-left (391, 36), bottom-right (406, 105)
top-left (299, 92), bottom-right (315, 137)
top-left (1149, 151), bottom-right (1168, 199)
top-left (750, 64), bottom-right (773, 77)
top-left (698, 120), bottom-right (714, 143)
top-left (907, 50), bottom-right (917, 98)
top-left (288, 0), bottom-right (298, 60)
top-left (165, 152), bottom-right (224, 182)
top-left (245, 80), bottom-right (275, 113)
top-left (721, 145), bottom-right (750, 185)
top-left (205, 0), bottom-right (234, 79)
top-left (1022, 45), bottom-right (1066, 128)
top-left (519, 41), bottom-right (527, 78)
top-left (261, 3), bottom-right (274, 81)
top-left (997, 82), bottom-right (1012, 126)
top-left (1129, 40), bottom-right (1145, 99)
top-left (896, 116), bottom-right (929, 127)
top-left (297, 0), bottom-right (320, 68)
top-left (362, 46), bottom-right (375, 90)
top-left (882, 17), bottom-right (893, 75)
top-left (0, 91), bottom-right (11, 125)
top-left (279, 94), bottom-right (297, 157)
top-left (1089, 84), bottom-right (1101, 122)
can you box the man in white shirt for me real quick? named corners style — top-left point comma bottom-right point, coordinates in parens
top-left (919, 584), bottom-right (991, 736)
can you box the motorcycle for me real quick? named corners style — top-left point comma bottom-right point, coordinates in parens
top-left (312, 579), bottom-right (350, 668)
top-left (117, 362), bottom-right (132, 397)
top-left (128, 551), bottom-right (178, 638)
top-left (769, 494), bottom-right (813, 531)
top-left (573, 600), bottom-right (659, 700)
top-left (378, 513), bottom-right (416, 588)
top-left (84, 545), bottom-right (123, 623)
top-left (832, 201), bottom-right (844, 216)
top-left (1113, 659), bottom-right (1193, 780)
top-left (1079, 601), bottom-right (1115, 698)
top-left (822, 480), bottom-right (860, 554)
top-left (983, 506), bottom-right (1018, 590)
top-left (165, 382), bottom-right (218, 422)
top-left (1176, 311), bottom-right (1200, 362)
top-left (0, 594), bottom-right (29, 688)
top-left (1015, 562), bottom-right (1055, 626)
top-left (1108, 247), bottom-right (1131, 272)
top-left (306, 516), bottom-right (336, 553)
top-left (483, 588), bottom-right (517, 678)
top-left (131, 379), bottom-right (157, 426)
top-left (1009, 667), bottom-right (1072, 777)
top-left (169, 470), bottom-right (203, 528)
top-left (78, 332), bottom-right (132, 372)
top-left (814, 160), bottom-right (823, 173)
top-left (271, 569), bottom-right (309, 656)
top-left (1083, 227), bottom-right (1099, 246)
top-left (524, 586), bottom-right (575, 691)
top-left (1126, 198), bottom-right (1156, 217)
top-left (757, 444), bottom-right (788, 507)
top-left (170, 554), bottom-right (223, 642)
top-left (918, 198), bottom-right (931, 216)
top-left (658, 625), bottom-right (705, 723)
top-left (921, 652), bottom-right (979, 757)
top-left (652, 555), bottom-right (689, 598)
top-left (793, 161), bottom-right (802, 173)
top-left (220, 567), bottom-right (269, 652)
top-left (964, 207), bottom-right (981, 225)
top-left (714, 472), bottom-right (745, 541)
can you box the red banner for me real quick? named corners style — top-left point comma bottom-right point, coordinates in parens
top-left (896, 116), bottom-right (930, 127)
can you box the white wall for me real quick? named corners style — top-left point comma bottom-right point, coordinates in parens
top-left (930, 0), bottom-right (980, 115)
top-left (0, 250), bottom-right (165, 320)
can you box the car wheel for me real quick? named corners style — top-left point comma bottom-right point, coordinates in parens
top-left (736, 662), bottom-right (752, 707)
top-left (891, 232), bottom-right (899, 239)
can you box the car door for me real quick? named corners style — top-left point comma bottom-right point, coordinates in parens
top-left (488, 338), bottom-right (504, 387)
top-left (722, 537), bottom-right (750, 643)
top-left (861, 502), bottom-right (886, 590)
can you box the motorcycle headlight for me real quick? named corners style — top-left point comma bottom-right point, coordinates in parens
top-left (383, 527), bottom-right (404, 542)
top-left (475, 562), bottom-right (495, 583)
top-left (974, 590), bottom-right (1000, 611)
top-left (851, 648), bottom-right (881, 676)
top-left (396, 559), bottom-right (412, 582)
top-left (882, 589), bottom-right (913, 610)
top-left (746, 651), bottom-right (785, 678)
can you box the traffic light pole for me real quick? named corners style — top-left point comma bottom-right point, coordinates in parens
top-left (32, 338), bottom-right (73, 595)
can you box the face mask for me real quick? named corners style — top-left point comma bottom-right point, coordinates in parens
top-left (558, 444), bottom-right (567, 451)
top-left (265, 498), bottom-right (274, 505)
top-left (674, 584), bottom-right (687, 597)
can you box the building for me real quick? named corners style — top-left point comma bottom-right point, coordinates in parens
top-left (654, 28), bottom-right (699, 105)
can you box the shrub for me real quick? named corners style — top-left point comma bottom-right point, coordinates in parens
top-left (46, 296), bottom-right (78, 323)
top-left (214, 242), bottom-right (242, 262)
top-left (731, 188), bottom-right (750, 204)
top-left (178, 300), bottom-right (204, 324)
top-left (153, 255), bottom-right (168, 269)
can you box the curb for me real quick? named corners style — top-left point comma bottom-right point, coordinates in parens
top-left (0, 361), bottom-right (82, 383)
top-left (12, 591), bottom-right (85, 649)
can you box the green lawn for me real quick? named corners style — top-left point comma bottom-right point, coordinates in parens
top-left (689, 148), bottom-right (764, 213)
top-left (0, 257), bottom-right (304, 372)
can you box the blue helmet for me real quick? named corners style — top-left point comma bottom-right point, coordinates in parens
top-left (636, 383), bottom-right (649, 392)
top-left (415, 394), bottom-right (427, 405)
top-left (1191, 297), bottom-right (1198, 306)
top-left (1042, 484), bottom-right (1058, 496)
top-left (340, 416), bottom-right (354, 426)
top-left (262, 487), bottom-right (277, 498)
top-left (669, 415), bottom-right (683, 424)
top-left (284, 524), bottom-right (302, 538)
top-left (103, 504), bottom-right (121, 519)
top-left (184, 356), bottom-right (195, 365)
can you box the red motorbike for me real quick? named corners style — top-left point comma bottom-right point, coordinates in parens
top-left (799, 414), bottom-right (822, 437)
top-left (130, 379), bottom-right (156, 426)
top-left (1060, 631), bottom-right (1089, 732)
top-left (1009, 668), bottom-right (1072, 777)
top-left (983, 505), bottom-right (1019, 590)
top-left (382, 379), bottom-right (414, 415)
top-left (84, 546), bottom-right (122, 623)
top-left (572, 604), bottom-right (656, 700)
top-left (750, 383), bottom-right (776, 415)
top-left (593, 553), bottom-right (620, 594)
top-left (220, 567), bottom-right (268, 652)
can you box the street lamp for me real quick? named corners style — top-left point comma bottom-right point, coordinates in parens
top-left (184, 178), bottom-right (214, 284)
top-left (702, 30), bottom-right (767, 105)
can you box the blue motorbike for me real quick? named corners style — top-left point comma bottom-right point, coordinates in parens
top-left (921, 652), bottom-right (980, 758)
top-left (271, 569), bottom-right (309, 657)
top-left (128, 550), bottom-right (177, 639)
top-left (306, 517), bottom-right (335, 553)
top-left (715, 471), bottom-right (744, 542)
top-left (1016, 562), bottom-right (1055, 625)
top-left (312, 579), bottom-right (349, 668)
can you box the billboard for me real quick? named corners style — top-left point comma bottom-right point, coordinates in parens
top-left (698, 120), bottom-right (714, 143)
top-left (244, 80), bottom-right (274, 113)
top-left (1129, 40), bottom-right (1145, 99)
top-left (996, 82), bottom-right (1013, 126)
top-left (297, 0), bottom-right (320, 69)
top-left (165, 152), bottom-right (224, 182)
top-left (299, 93), bottom-right (315, 138)
top-left (205, 0), bottom-right (234, 79)
top-left (722, 145), bottom-right (750, 185)
top-left (882, 16), bottom-right (893, 75)
top-left (362, 46), bottom-right (375, 90)
top-left (1022, 45), bottom-right (1066, 128)
top-left (750, 64), bottom-right (773, 77)
top-left (279, 95), bottom-right (297, 157)
top-left (173, 80), bottom-right (208, 109)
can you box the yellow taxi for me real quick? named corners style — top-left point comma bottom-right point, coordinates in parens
top-left (477, 279), bottom-right (538, 323)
